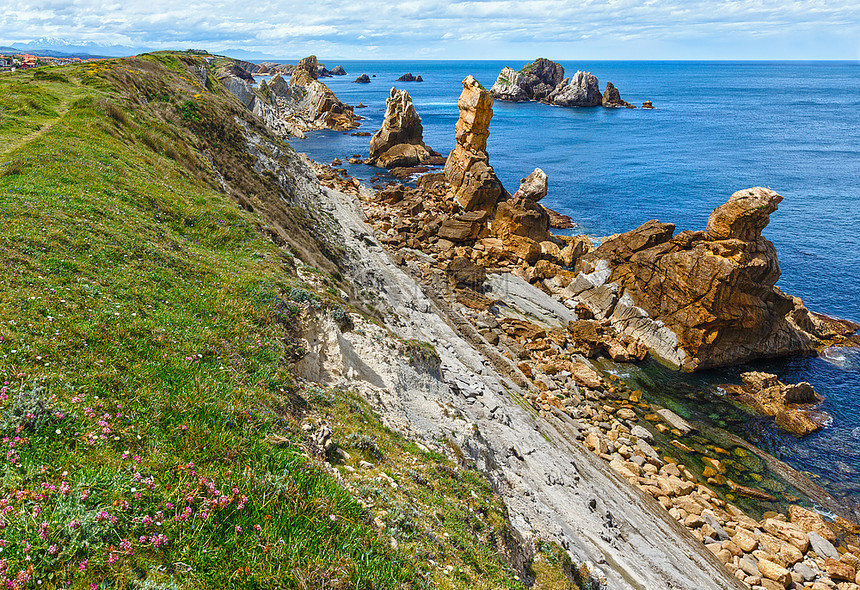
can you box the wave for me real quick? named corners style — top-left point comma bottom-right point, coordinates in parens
top-left (819, 347), bottom-right (860, 370)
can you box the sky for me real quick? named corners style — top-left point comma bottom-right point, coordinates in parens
top-left (2, 0), bottom-right (859, 60)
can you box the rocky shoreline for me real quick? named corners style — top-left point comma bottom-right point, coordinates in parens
top-left (219, 55), bottom-right (360, 138)
top-left (227, 58), bottom-right (860, 589)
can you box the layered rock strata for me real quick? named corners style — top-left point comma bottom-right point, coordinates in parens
top-left (311, 160), bottom-right (860, 590)
top-left (573, 187), bottom-right (855, 370)
top-left (367, 88), bottom-right (435, 168)
top-left (220, 55), bottom-right (358, 137)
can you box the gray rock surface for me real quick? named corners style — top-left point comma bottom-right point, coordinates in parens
top-left (483, 272), bottom-right (577, 329)
top-left (278, 153), bottom-right (747, 590)
top-left (548, 71), bottom-right (602, 107)
top-left (656, 409), bottom-right (695, 434)
top-left (489, 67), bottom-right (530, 102)
top-left (807, 531), bottom-right (839, 559)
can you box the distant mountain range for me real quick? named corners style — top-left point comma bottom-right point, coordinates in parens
top-left (0, 38), bottom-right (288, 62)
top-left (0, 38), bottom-right (148, 58)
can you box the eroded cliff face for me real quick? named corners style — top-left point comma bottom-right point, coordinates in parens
top-left (219, 55), bottom-right (358, 138)
top-left (576, 188), bottom-right (851, 370)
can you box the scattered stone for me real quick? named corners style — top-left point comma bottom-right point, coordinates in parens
top-left (656, 409), bottom-right (694, 434)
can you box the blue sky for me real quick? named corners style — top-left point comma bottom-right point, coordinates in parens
top-left (2, 0), bottom-right (859, 60)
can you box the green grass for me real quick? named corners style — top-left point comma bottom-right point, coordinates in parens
top-left (0, 54), bottom-right (577, 589)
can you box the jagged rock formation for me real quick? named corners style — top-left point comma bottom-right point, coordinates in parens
top-left (297, 55), bottom-right (320, 79)
top-left (603, 82), bottom-right (633, 108)
top-left (548, 71), bottom-right (602, 107)
top-left (489, 58), bottom-right (564, 102)
top-left (330, 65), bottom-right (347, 75)
top-left (354, 73), bottom-right (370, 83)
top-left (220, 56), bottom-right (358, 137)
top-left (396, 72), bottom-right (423, 82)
top-left (491, 58), bottom-right (645, 108)
top-left (492, 168), bottom-right (551, 243)
top-left (573, 187), bottom-right (853, 370)
top-left (443, 76), bottom-right (505, 212)
top-left (721, 372), bottom-right (826, 437)
top-left (367, 88), bottom-right (434, 168)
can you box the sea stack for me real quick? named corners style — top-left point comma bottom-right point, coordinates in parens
top-left (443, 76), bottom-right (504, 212)
top-left (367, 88), bottom-right (434, 168)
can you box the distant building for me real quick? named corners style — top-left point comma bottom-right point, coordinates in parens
top-left (0, 58), bottom-right (7, 67)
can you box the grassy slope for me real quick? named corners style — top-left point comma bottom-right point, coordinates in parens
top-left (0, 55), bottom-right (579, 589)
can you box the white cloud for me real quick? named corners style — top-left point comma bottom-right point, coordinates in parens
top-left (0, 0), bottom-right (858, 59)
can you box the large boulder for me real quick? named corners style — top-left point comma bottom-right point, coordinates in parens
top-left (706, 187), bottom-right (783, 241)
top-left (492, 168), bottom-right (551, 243)
top-left (444, 76), bottom-right (504, 212)
top-left (573, 187), bottom-right (852, 370)
top-left (368, 88), bottom-right (433, 168)
top-left (548, 71), bottom-right (602, 107)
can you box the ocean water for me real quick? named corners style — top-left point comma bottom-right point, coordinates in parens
top-left (286, 60), bottom-right (860, 508)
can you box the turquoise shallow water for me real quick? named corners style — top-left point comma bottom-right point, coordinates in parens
top-left (286, 60), bottom-right (860, 507)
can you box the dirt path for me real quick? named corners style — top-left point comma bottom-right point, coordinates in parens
top-left (1, 103), bottom-right (69, 161)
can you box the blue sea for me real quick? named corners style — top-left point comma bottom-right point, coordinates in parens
top-left (284, 60), bottom-right (860, 509)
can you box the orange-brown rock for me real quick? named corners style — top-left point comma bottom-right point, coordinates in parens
top-left (492, 168), bottom-right (551, 243)
top-left (504, 235), bottom-right (542, 265)
top-left (559, 235), bottom-right (593, 267)
top-left (437, 210), bottom-right (489, 243)
top-left (444, 76), bottom-right (504, 212)
top-left (722, 372), bottom-right (826, 436)
top-left (368, 88), bottom-right (434, 168)
top-left (788, 505), bottom-right (837, 543)
top-left (576, 187), bottom-right (852, 370)
top-left (825, 558), bottom-right (856, 582)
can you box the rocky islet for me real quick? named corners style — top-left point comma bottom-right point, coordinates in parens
top-left (490, 57), bottom-right (653, 108)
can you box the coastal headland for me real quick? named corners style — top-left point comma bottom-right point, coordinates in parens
top-left (1, 51), bottom-right (858, 589)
